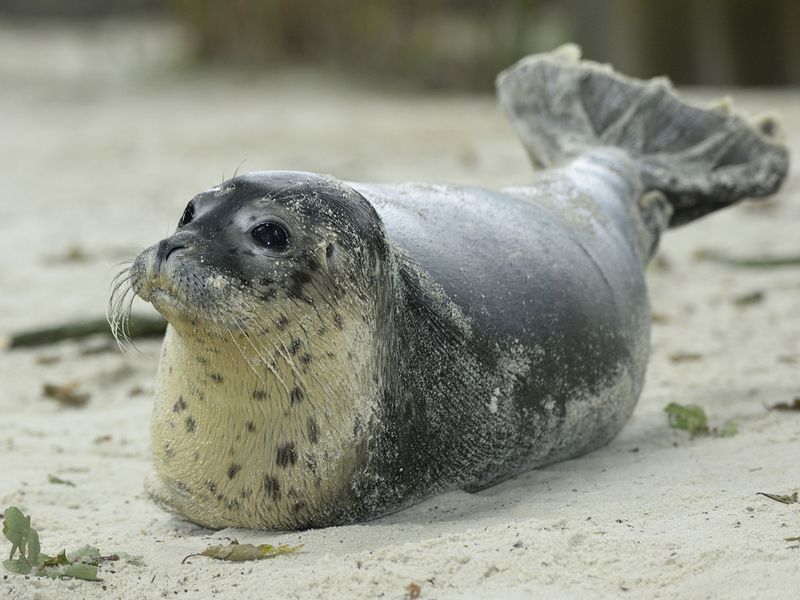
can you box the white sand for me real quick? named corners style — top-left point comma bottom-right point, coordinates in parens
top-left (1, 20), bottom-right (798, 600)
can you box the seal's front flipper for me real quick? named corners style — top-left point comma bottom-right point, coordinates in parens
top-left (497, 45), bottom-right (789, 227)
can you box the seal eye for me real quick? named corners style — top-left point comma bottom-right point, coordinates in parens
top-left (178, 202), bottom-right (195, 228)
top-left (251, 221), bottom-right (290, 250)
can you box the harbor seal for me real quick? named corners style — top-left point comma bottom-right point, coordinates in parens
top-left (112, 46), bottom-right (788, 530)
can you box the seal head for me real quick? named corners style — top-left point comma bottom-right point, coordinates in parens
top-left (127, 172), bottom-right (393, 529)
top-left (133, 171), bottom-right (389, 333)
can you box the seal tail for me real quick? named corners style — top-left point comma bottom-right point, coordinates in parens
top-left (496, 45), bottom-right (789, 227)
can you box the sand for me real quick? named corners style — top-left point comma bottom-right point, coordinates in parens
top-left (1, 19), bottom-right (798, 600)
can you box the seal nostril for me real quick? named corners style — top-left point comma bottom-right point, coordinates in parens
top-left (165, 245), bottom-right (186, 260)
top-left (156, 239), bottom-right (187, 272)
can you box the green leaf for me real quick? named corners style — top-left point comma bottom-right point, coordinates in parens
top-left (62, 563), bottom-right (101, 581)
top-left (67, 545), bottom-right (100, 564)
top-left (664, 403), bottom-right (708, 436)
top-left (42, 550), bottom-right (70, 567)
top-left (3, 506), bottom-right (31, 559)
top-left (3, 557), bottom-right (32, 575)
top-left (27, 528), bottom-right (41, 568)
top-left (41, 566), bottom-right (63, 579)
top-left (2, 507), bottom-right (106, 582)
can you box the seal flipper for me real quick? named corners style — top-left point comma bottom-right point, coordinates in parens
top-left (496, 45), bottom-right (789, 228)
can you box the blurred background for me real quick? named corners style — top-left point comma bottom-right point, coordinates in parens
top-left (1, 0), bottom-right (799, 89)
top-left (1, 0), bottom-right (798, 333)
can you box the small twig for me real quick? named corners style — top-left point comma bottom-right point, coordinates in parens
top-left (2, 314), bottom-right (166, 349)
top-left (695, 249), bottom-right (800, 269)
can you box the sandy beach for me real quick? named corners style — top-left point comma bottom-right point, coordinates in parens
top-left (1, 19), bottom-right (798, 599)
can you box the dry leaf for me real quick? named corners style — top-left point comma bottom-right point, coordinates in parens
top-left (35, 355), bottom-right (61, 366)
top-left (47, 475), bottom-right (76, 487)
top-left (42, 382), bottom-right (90, 407)
top-left (733, 290), bottom-right (765, 306)
top-left (405, 582), bottom-right (422, 599)
top-left (128, 386), bottom-right (146, 397)
top-left (182, 540), bottom-right (301, 563)
top-left (769, 398), bottom-right (800, 412)
top-left (757, 492), bottom-right (798, 505)
top-left (669, 353), bottom-right (703, 364)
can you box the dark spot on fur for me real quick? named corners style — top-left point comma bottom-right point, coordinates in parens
top-left (168, 366), bottom-right (173, 375)
top-left (164, 443), bottom-right (175, 459)
top-left (353, 416), bottom-right (362, 436)
top-left (300, 353), bottom-right (312, 365)
top-left (176, 481), bottom-right (190, 493)
top-left (246, 421), bottom-right (256, 433)
top-left (289, 338), bottom-right (303, 355)
top-left (317, 326), bottom-right (327, 336)
top-left (217, 493), bottom-right (224, 501)
top-left (227, 247), bottom-right (238, 255)
top-left (185, 416), bottom-right (196, 433)
top-left (292, 270), bottom-right (312, 286)
top-left (240, 488), bottom-right (252, 499)
top-left (292, 501), bottom-right (307, 513)
top-left (326, 352), bottom-right (336, 359)
top-left (225, 499), bottom-right (240, 511)
top-left (307, 417), bottom-right (319, 444)
top-left (276, 316), bottom-right (288, 330)
top-left (206, 480), bottom-right (217, 493)
top-left (259, 277), bottom-right (275, 287)
top-left (252, 389), bottom-right (267, 401)
top-left (173, 396), bottom-right (187, 412)
top-left (228, 463), bottom-right (241, 479)
top-left (288, 487), bottom-right (299, 498)
top-left (307, 256), bottom-right (320, 271)
top-left (290, 387), bottom-right (304, 405)
top-left (276, 442), bottom-right (297, 468)
top-left (333, 314), bottom-right (344, 330)
top-left (210, 373), bottom-right (224, 384)
top-left (325, 243), bottom-right (335, 272)
top-left (264, 474), bottom-right (281, 500)
top-left (287, 270), bottom-right (314, 304)
top-left (304, 455), bottom-right (317, 473)
top-left (196, 355), bottom-right (208, 365)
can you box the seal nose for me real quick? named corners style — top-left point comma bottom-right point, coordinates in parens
top-left (155, 238), bottom-right (186, 273)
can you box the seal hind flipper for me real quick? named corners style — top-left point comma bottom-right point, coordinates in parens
top-left (496, 44), bottom-right (790, 227)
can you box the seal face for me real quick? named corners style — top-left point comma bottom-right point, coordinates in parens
top-left (115, 47), bottom-right (788, 530)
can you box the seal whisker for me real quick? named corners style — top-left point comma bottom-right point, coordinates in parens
top-left (108, 266), bottom-right (138, 351)
top-left (224, 325), bottom-right (269, 385)
top-left (228, 317), bottom-right (292, 395)
top-left (231, 158), bottom-right (247, 181)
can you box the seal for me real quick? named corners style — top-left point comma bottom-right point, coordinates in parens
top-left (112, 45), bottom-right (788, 530)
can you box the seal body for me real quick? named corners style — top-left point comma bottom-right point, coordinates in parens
top-left (121, 47), bottom-right (788, 529)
